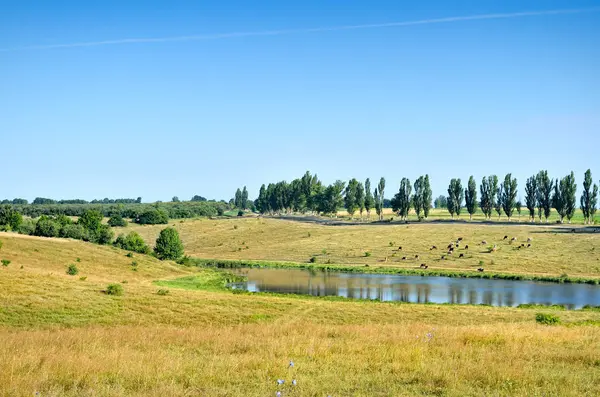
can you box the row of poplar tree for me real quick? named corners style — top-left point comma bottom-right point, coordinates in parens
top-left (446, 169), bottom-right (598, 224)
top-left (251, 169), bottom-right (598, 224)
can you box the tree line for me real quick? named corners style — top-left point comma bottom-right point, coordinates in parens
top-left (251, 169), bottom-right (598, 224)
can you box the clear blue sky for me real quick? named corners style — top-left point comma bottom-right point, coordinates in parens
top-left (1, 0), bottom-right (599, 203)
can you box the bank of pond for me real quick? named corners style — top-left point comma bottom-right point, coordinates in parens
top-left (188, 258), bottom-right (600, 309)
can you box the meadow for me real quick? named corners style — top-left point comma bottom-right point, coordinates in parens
top-left (2, 214), bottom-right (600, 396)
top-left (117, 215), bottom-right (600, 278)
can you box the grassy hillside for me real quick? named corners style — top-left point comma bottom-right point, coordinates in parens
top-left (117, 217), bottom-right (600, 278)
top-left (2, 232), bottom-right (600, 396)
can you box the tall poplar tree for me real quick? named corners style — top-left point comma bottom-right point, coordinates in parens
top-left (464, 175), bottom-right (477, 220)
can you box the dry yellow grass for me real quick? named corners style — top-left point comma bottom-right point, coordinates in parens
top-left (117, 217), bottom-right (600, 277)
top-left (2, 231), bottom-right (600, 396)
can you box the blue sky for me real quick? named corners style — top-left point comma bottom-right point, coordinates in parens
top-left (1, 0), bottom-right (599, 202)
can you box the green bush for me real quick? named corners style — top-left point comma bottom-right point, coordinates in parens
top-left (0, 206), bottom-right (23, 230)
top-left (66, 263), bottom-right (79, 275)
top-left (309, 256), bottom-right (317, 263)
top-left (78, 209), bottom-right (103, 232)
top-left (536, 313), bottom-right (560, 325)
top-left (108, 214), bottom-right (128, 227)
top-left (59, 224), bottom-right (88, 240)
top-left (1, 259), bottom-right (10, 267)
top-left (136, 209), bottom-right (169, 225)
top-left (17, 219), bottom-right (36, 235)
top-left (91, 225), bottom-right (114, 245)
top-left (237, 210), bottom-right (244, 217)
top-left (106, 283), bottom-right (124, 296)
top-left (157, 289), bottom-right (170, 295)
top-left (34, 216), bottom-right (61, 237)
top-left (364, 251), bottom-right (372, 257)
top-left (114, 232), bottom-right (150, 254)
top-left (154, 227), bottom-right (184, 260)
top-left (79, 276), bottom-right (87, 281)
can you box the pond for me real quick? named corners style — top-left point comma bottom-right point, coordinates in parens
top-left (229, 267), bottom-right (600, 309)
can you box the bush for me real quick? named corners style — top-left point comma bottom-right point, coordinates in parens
top-left (90, 225), bottom-right (114, 245)
top-left (114, 232), bottom-right (151, 254)
top-left (17, 219), bottom-right (36, 235)
top-left (78, 210), bottom-right (103, 232)
top-left (364, 251), bottom-right (372, 257)
top-left (237, 210), bottom-right (244, 217)
top-left (536, 313), bottom-right (560, 325)
top-left (59, 224), bottom-right (88, 240)
top-left (34, 216), bottom-right (60, 237)
top-left (157, 289), bottom-right (170, 295)
top-left (136, 209), bottom-right (169, 225)
top-left (154, 227), bottom-right (184, 260)
top-left (55, 214), bottom-right (73, 227)
top-left (1, 259), bottom-right (10, 267)
top-left (309, 256), bottom-right (317, 263)
top-left (108, 214), bottom-right (128, 227)
top-left (106, 283), bottom-right (124, 296)
top-left (66, 263), bottom-right (79, 275)
top-left (0, 206), bottom-right (23, 230)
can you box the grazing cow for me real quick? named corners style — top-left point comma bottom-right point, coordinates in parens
top-left (503, 235), bottom-right (508, 240)
top-left (402, 256), bottom-right (407, 260)
top-left (441, 255), bottom-right (446, 260)
top-left (398, 246), bottom-right (402, 251)
top-left (457, 237), bottom-right (463, 241)
top-left (423, 265), bottom-right (428, 269)
top-left (447, 244), bottom-right (453, 250)
top-left (431, 245), bottom-right (437, 250)
top-left (459, 253), bottom-right (464, 258)
top-left (415, 254), bottom-right (419, 259)
top-left (477, 268), bottom-right (484, 272)
top-left (449, 247), bottom-right (454, 252)
top-left (520, 243), bottom-right (525, 247)
top-left (511, 237), bottom-right (517, 242)
top-left (465, 245), bottom-right (469, 250)
top-left (527, 243), bottom-right (531, 248)
top-left (527, 237), bottom-right (533, 242)
top-left (447, 251), bottom-right (452, 255)
top-left (420, 263), bottom-right (427, 268)
top-left (481, 240), bottom-right (487, 245)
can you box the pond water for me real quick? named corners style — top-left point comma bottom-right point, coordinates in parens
top-left (229, 267), bottom-right (600, 309)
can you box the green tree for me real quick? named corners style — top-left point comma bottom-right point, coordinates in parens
top-left (434, 195), bottom-right (447, 209)
top-left (447, 178), bottom-right (463, 219)
top-left (364, 178), bottom-right (375, 219)
top-left (34, 216), bottom-right (60, 237)
top-left (536, 170), bottom-right (553, 222)
top-left (391, 178), bottom-right (412, 220)
top-left (494, 186), bottom-right (503, 220)
top-left (234, 188), bottom-right (242, 208)
top-left (525, 175), bottom-right (537, 222)
top-left (376, 177), bottom-right (386, 221)
top-left (78, 209), bottom-right (103, 233)
top-left (500, 173), bottom-right (518, 221)
top-left (581, 169), bottom-right (594, 224)
top-left (516, 200), bottom-right (522, 219)
top-left (563, 171), bottom-right (577, 223)
top-left (114, 231), bottom-right (150, 254)
top-left (553, 178), bottom-right (565, 222)
top-left (172, 196), bottom-right (180, 202)
top-left (137, 209), bottom-right (169, 225)
top-left (344, 178), bottom-right (360, 217)
top-left (108, 213), bottom-right (127, 227)
top-left (154, 227), bottom-right (184, 260)
top-left (591, 182), bottom-right (598, 224)
top-left (423, 175), bottom-right (432, 218)
top-left (464, 176), bottom-right (477, 221)
top-left (356, 181), bottom-right (365, 219)
top-left (256, 184), bottom-right (267, 214)
top-left (480, 175), bottom-right (498, 220)
top-left (318, 180), bottom-right (346, 216)
top-left (412, 177), bottom-right (424, 220)
top-left (0, 206), bottom-right (23, 231)
top-left (241, 186), bottom-right (248, 210)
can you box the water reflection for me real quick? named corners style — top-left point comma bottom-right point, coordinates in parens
top-left (231, 268), bottom-right (600, 309)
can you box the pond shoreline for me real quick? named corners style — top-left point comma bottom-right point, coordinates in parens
top-left (188, 257), bottom-right (600, 285)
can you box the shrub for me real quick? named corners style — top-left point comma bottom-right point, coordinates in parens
top-left (76, 257), bottom-right (81, 262)
top-left (34, 216), bottom-right (60, 237)
top-left (0, 206), bottom-right (23, 230)
top-left (536, 313), bottom-right (560, 325)
top-left (108, 214), bottom-right (128, 227)
top-left (237, 210), bottom-right (244, 217)
top-left (157, 289), bottom-right (170, 295)
top-left (1, 259), bottom-right (10, 267)
top-left (66, 264), bottom-right (79, 275)
top-left (126, 252), bottom-right (133, 258)
top-left (55, 214), bottom-right (73, 227)
top-left (59, 224), bottom-right (88, 240)
top-left (92, 225), bottom-right (114, 245)
top-left (136, 209), bottom-right (169, 225)
top-left (176, 255), bottom-right (193, 266)
top-left (154, 227), bottom-right (184, 260)
top-left (131, 261), bottom-right (138, 267)
top-left (309, 256), bottom-right (317, 263)
top-left (106, 283), bottom-right (124, 296)
top-left (364, 251), bottom-right (372, 257)
top-left (114, 232), bottom-right (150, 254)
top-left (17, 219), bottom-right (36, 235)
top-left (78, 210), bottom-right (103, 232)
top-left (79, 276), bottom-right (87, 281)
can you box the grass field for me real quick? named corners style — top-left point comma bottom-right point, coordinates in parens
top-left (2, 221), bottom-right (600, 396)
top-left (117, 217), bottom-right (600, 278)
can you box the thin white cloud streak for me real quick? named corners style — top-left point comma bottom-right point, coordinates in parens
top-left (2, 7), bottom-right (599, 52)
